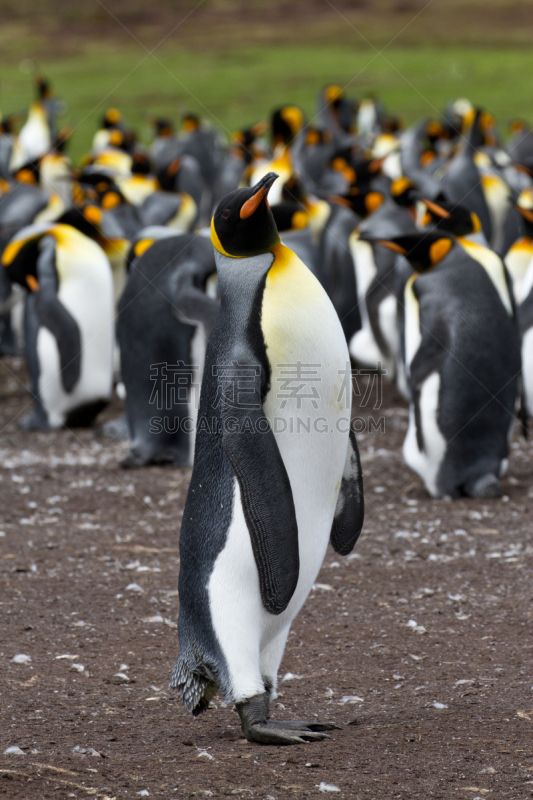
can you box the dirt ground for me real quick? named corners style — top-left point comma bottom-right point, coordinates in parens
top-left (0, 356), bottom-right (531, 800)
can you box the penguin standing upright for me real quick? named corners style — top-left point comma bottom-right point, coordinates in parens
top-left (370, 230), bottom-right (520, 497)
top-left (170, 173), bottom-right (364, 745)
top-left (349, 185), bottom-right (416, 372)
top-left (117, 233), bottom-right (218, 468)
top-left (2, 222), bottom-right (114, 429)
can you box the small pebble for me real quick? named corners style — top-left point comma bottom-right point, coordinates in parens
top-left (11, 654), bottom-right (31, 664)
top-left (281, 672), bottom-right (302, 682)
top-left (111, 672), bottom-right (132, 684)
top-left (4, 746), bottom-right (25, 755)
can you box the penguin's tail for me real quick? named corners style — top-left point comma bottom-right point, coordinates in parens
top-left (169, 654), bottom-right (218, 716)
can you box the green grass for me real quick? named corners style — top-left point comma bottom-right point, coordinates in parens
top-left (2, 42), bottom-right (533, 162)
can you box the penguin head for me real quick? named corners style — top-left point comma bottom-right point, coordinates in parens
top-left (34, 74), bottom-right (52, 100)
top-left (56, 202), bottom-right (103, 240)
top-left (304, 126), bottom-right (333, 146)
top-left (2, 223), bottom-right (53, 290)
top-left (362, 231), bottom-right (455, 273)
top-left (0, 113), bottom-right (19, 135)
top-left (390, 176), bottom-right (419, 209)
top-left (152, 117), bottom-right (174, 137)
top-left (14, 160), bottom-right (40, 185)
top-left (333, 184), bottom-right (384, 218)
top-left (231, 121), bottom-right (268, 163)
top-left (211, 172), bottom-right (280, 258)
top-left (182, 114), bottom-right (200, 133)
top-left (516, 188), bottom-right (533, 234)
top-left (131, 151), bottom-right (152, 175)
top-left (102, 107), bottom-right (123, 129)
top-left (421, 198), bottom-right (482, 237)
top-left (270, 202), bottom-right (308, 233)
top-left (272, 106), bottom-right (304, 146)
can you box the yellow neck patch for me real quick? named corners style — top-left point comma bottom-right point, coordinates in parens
top-left (210, 216), bottom-right (243, 258)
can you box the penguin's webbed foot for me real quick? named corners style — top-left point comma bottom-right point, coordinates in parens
top-left (19, 409), bottom-right (50, 431)
top-left (236, 692), bottom-right (338, 746)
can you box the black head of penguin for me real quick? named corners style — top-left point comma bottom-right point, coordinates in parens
top-left (152, 117), bottom-right (174, 137)
top-left (0, 113), bottom-right (19, 135)
top-left (360, 231), bottom-right (455, 274)
top-left (182, 113), bottom-right (200, 133)
top-left (390, 176), bottom-right (419, 209)
top-left (211, 172), bottom-right (280, 258)
top-left (131, 151), bottom-right (152, 175)
top-left (515, 188), bottom-right (533, 237)
top-left (270, 202), bottom-right (308, 233)
top-left (56, 204), bottom-right (103, 240)
top-left (102, 107), bottom-right (123, 130)
top-left (271, 106), bottom-right (304, 146)
top-left (55, 126), bottom-right (72, 153)
top-left (2, 226), bottom-right (48, 290)
top-left (13, 160), bottom-right (41, 185)
top-left (331, 184), bottom-right (384, 218)
top-left (34, 74), bottom-right (52, 100)
top-left (421, 198), bottom-right (482, 237)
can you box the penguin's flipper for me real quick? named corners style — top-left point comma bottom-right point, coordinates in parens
top-left (408, 314), bottom-right (449, 391)
top-left (35, 236), bottom-right (81, 393)
top-left (330, 427), bottom-right (364, 555)
top-left (221, 366), bottom-right (299, 616)
top-left (172, 264), bottom-right (220, 336)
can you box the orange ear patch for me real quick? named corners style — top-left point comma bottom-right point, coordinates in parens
top-left (83, 205), bottom-right (102, 225)
top-left (291, 211), bottom-right (308, 229)
top-left (240, 185), bottom-right (269, 219)
top-left (365, 192), bottom-right (384, 214)
top-left (16, 169), bottom-right (37, 184)
top-left (391, 176), bottom-right (412, 196)
top-left (429, 237), bottom-right (452, 265)
top-left (134, 238), bottom-right (155, 258)
top-left (102, 191), bottom-right (121, 210)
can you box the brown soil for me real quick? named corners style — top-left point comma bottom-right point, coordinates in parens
top-left (0, 356), bottom-right (531, 799)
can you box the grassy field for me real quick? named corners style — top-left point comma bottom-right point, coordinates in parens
top-left (2, 1), bottom-right (533, 161)
top-left (2, 44), bottom-right (533, 162)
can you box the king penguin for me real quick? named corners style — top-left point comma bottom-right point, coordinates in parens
top-left (370, 230), bottom-right (520, 498)
top-left (2, 222), bottom-right (114, 430)
top-left (170, 172), bottom-right (364, 745)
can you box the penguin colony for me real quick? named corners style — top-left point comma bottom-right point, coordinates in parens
top-left (0, 76), bottom-right (531, 743)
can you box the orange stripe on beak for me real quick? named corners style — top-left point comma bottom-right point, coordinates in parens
top-left (240, 185), bottom-right (269, 219)
top-left (423, 198), bottom-right (450, 219)
top-left (376, 240), bottom-right (407, 255)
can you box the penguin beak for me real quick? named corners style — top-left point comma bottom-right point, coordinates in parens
top-left (375, 240), bottom-right (408, 255)
top-left (240, 172), bottom-right (279, 219)
top-left (422, 198), bottom-right (450, 219)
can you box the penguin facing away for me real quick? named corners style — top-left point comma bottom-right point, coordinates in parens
top-left (3, 223), bottom-right (114, 429)
top-left (373, 231), bottom-right (520, 498)
top-left (117, 233), bottom-right (218, 468)
top-left (170, 172), bottom-right (364, 745)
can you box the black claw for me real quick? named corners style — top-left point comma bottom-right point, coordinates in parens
top-left (236, 692), bottom-right (339, 746)
top-left (268, 720), bottom-right (341, 732)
